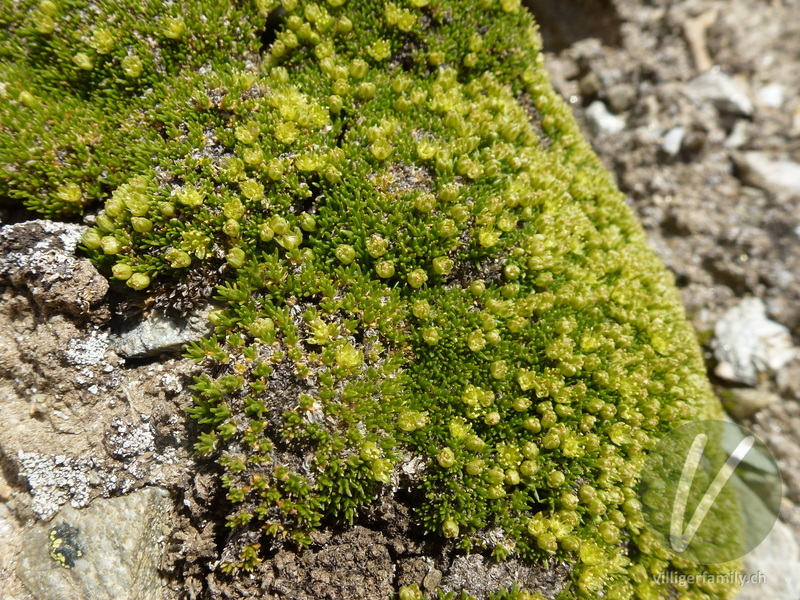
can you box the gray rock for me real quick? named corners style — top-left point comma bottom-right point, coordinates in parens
top-left (578, 71), bottom-right (601, 98)
top-left (0, 221), bottom-right (108, 317)
top-left (585, 100), bottom-right (625, 136)
top-left (733, 151), bottom-right (800, 197)
top-left (687, 70), bottom-right (754, 116)
top-left (110, 304), bottom-right (215, 358)
top-left (17, 487), bottom-right (172, 600)
top-left (713, 298), bottom-right (797, 386)
top-left (721, 387), bottom-right (781, 419)
top-left (738, 519), bottom-right (800, 600)
top-left (606, 83), bottom-right (637, 113)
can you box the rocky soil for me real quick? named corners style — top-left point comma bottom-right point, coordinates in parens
top-left (2, 0), bottom-right (800, 599)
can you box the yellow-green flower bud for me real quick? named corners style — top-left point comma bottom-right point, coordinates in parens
top-left (126, 272), bottom-right (150, 290)
top-left (270, 215), bottom-right (290, 235)
top-left (468, 280), bottom-right (485, 296)
top-left (442, 518), bottom-right (459, 538)
top-left (335, 342), bottom-right (363, 368)
top-left (335, 244), bottom-right (356, 264)
top-left (131, 217), bottom-right (153, 233)
top-left (81, 229), bottom-right (103, 250)
top-left (412, 300), bottom-right (431, 319)
top-left (223, 218), bottom-right (240, 238)
top-left (165, 248), bottom-right (191, 268)
top-left (176, 185), bottom-right (204, 207)
top-left (505, 469), bottom-right (520, 486)
top-left (360, 440), bottom-right (381, 461)
top-left (465, 459), bottom-right (484, 476)
top-left (162, 17), bottom-right (186, 40)
top-left (18, 90), bottom-right (36, 107)
top-left (34, 14), bottom-right (55, 34)
top-left (95, 215), bottom-right (116, 233)
top-left (267, 159), bottom-right (285, 180)
top-left (278, 229), bottom-right (302, 250)
top-left (335, 16), bottom-right (353, 33)
top-left (100, 236), bottom-right (122, 255)
top-left (112, 263), bottom-right (133, 280)
top-left (226, 248), bottom-right (246, 268)
top-left (259, 224), bottom-right (275, 242)
top-left (55, 182), bottom-right (82, 205)
top-left (407, 268), bottom-right (428, 288)
top-left (414, 193), bottom-right (435, 213)
top-left (465, 435), bottom-right (485, 452)
top-left (547, 470), bottom-right (566, 488)
top-left (437, 448), bottom-right (455, 468)
top-left (298, 212), bottom-right (317, 232)
top-left (370, 139), bottom-right (392, 161)
top-left (356, 82), bottom-right (376, 99)
top-left (243, 147), bottom-right (264, 166)
top-left (349, 59), bottom-right (368, 79)
top-left (398, 584), bottom-right (423, 600)
top-left (537, 531), bottom-right (558, 553)
top-left (504, 264), bottom-right (521, 280)
top-left (91, 28), bottom-right (115, 54)
top-left (121, 55), bottom-right (143, 78)
top-left (437, 219), bottom-right (458, 239)
top-left (467, 329), bottom-right (485, 352)
top-left (490, 360), bottom-right (507, 379)
top-left (375, 261), bottom-right (395, 278)
top-left (72, 53), bottom-right (93, 70)
top-left (422, 327), bottom-right (440, 345)
top-left (366, 234), bottom-right (388, 257)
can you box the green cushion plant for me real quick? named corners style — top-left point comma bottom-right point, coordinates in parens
top-left (1, 0), bottom-right (738, 598)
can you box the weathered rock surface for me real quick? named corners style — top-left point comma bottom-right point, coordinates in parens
top-left (712, 298), bottom-right (797, 386)
top-left (17, 487), bottom-right (172, 600)
top-left (738, 519), bottom-right (800, 600)
top-left (110, 305), bottom-right (216, 359)
top-left (720, 387), bottom-right (781, 419)
top-left (0, 221), bottom-right (108, 318)
top-left (687, 70), bottom-right (754, 116)
top-left (733, 152), bottom-right (800, 198)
